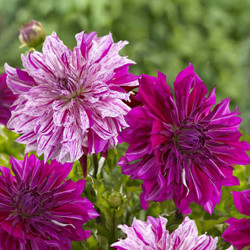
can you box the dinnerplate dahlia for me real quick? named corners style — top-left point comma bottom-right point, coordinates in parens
top-left (5, 31), bottom-right (138, 163)
top-left (222, 189), bottom-right (250, 249)
top-left (111, 216), bottom-right (233, 250)
top-left (119, 64), bottom-right (250, 214)
top-left (0, 73), bottom-right (16, 126)
top-left (0, 154), bottom-right (99, 249)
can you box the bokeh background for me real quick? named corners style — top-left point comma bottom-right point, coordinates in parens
top-left (1, 0), bottom-right (250, 132)
top-left (1, 1), bottom-right (250, 249)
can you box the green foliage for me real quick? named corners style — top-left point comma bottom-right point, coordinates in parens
top-left (0, 125), bottom-right (25, 167)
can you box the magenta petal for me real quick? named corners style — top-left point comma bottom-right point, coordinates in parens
top-left (0, 73), bottom-right (17, 125)
top-left (222, 218), bottom-right (250, 250)
top-left (232, 190), bottom-right (250, 216)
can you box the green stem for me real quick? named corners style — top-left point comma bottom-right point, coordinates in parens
top-left (92, 154), bottom-right (98, 178)
top-left (175, 208), bottom-right (184, 221)
top-left (110, 209), bottom-right (116, 243)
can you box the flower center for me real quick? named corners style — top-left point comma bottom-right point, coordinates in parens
top-left (17, 191), bottom-right (42, 217)
top-left (175, 124), bottom-right (206, 154)
top-left (59, 78), bottom-right (76, 92)
top-left (58, 77), bottom-right (81, 99)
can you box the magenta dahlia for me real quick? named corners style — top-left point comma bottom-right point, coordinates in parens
top-left (0, 154), bottom-right (99, 249)
top-left (0, 73), bottom-right (16, 126)
top-left (5, 31), bottom-right (138, 163)
top-left (111, 216), bottom-right (231, 250)
top-left (119, 64), bottom-right (250, 214)
top-left (222, 189), bottom-right (250, 249)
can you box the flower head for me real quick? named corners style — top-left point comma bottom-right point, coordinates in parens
top-left (222, 189), bottom-right (250, 250)
top-left (19, 20), bottom-right (46, 48)
top-left (0, 154), bottom-right (99, 249)
top-left (111, 216), bottom-right (230, 250)
top-left (119, 64), bottom-right (250, 214)
top-left (0, 73), bottom-right (16, 126)
top-left (5, 31), bottom-right (138, 163)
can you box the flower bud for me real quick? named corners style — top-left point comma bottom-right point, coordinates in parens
top-left (19, 20), bottom-right (46, 48)
top-left (107, 191), bottom-right (122, 208)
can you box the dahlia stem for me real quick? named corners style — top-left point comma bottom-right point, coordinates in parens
top-left (110, 209), bottom-right (116, 243)
top-left (92, 154), bottom-right (98, 178)
top-left (79, 154), bottom-right (88, 178)
top-left (175, 209), bottom-right (184, 221)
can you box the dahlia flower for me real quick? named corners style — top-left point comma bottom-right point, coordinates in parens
top-left (5, 31), bottom-right (138, 163)
top-left (111, 216), bottom-right (232, 250)
top-left (222, 189), bottom-right (250, 249)
top-left (0, 73), bottom-right (16, 126)
top-left (0, 154), bottom-right (99, 249)
top-left (119, 64), bottom-right (250, 214)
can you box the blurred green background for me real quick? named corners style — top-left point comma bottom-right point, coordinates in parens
top-left (1, 1), bottom-right (250, 248)
top-left (1, 0), bottom-right (250, 132)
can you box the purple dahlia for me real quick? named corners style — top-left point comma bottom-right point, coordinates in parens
top-left (0, 154), bottom-right (99, 249)
top-left (0, 73), bottom-right (16, 126)
top-left (111, 216), bottom-right (231, 250)
top-left (5, 31), bottom-right (138, 163)
top-left (119, 64), bottom-right (250, 214)
top-left (222, 189), bottom-right (250, 249)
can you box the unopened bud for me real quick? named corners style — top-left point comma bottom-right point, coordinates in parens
top-left (19, 20), bottom-right (46, 48)
top-left (107, 191), bottom-right (122, 208)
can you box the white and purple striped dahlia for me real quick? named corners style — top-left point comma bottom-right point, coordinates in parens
top-left (111, 216), bottom-right (232, 250)
top-left (5, 31), bottom-right (138, 163)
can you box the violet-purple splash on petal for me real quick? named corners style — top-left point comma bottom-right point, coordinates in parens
top-left (222, 189), bottom-right (250, 250)
top-left (119, 64), bottom-right (250, 214)
top-left (0, 73), bottom-right (16, 126)
top-left (5, 31), bottom-right (139, 163)
top-left (0, 154), bottom-right (99, 250)
top-left (111, 216), bottom-right (232, 250)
